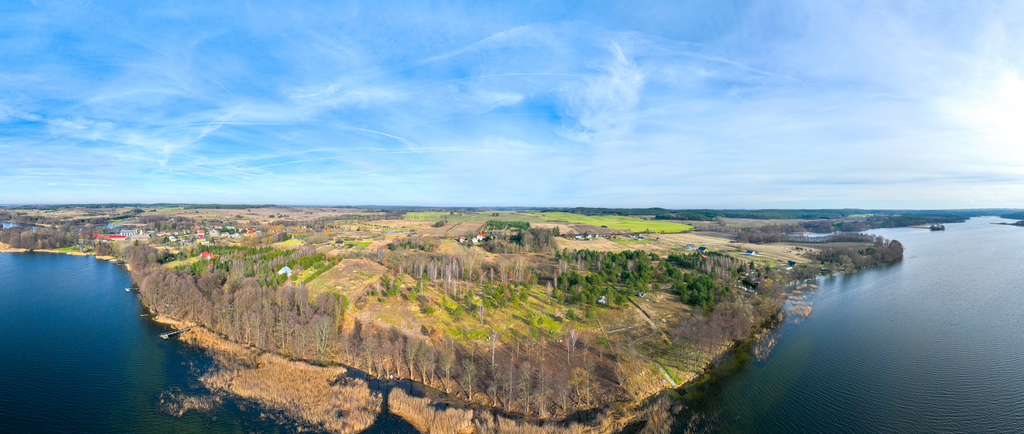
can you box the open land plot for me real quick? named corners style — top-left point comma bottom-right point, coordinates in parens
top-left (594, 303), bottom-right (645, 331)
top-left (669, 218), bottom-right (810, 229)
top-left (273, 239), bottom-right (304, 247)
top-left (403, 211), bottom-right (545, 224)
top-left (523, 212), bottom-right (694, 232)
top-left (447, 221), bottom-right (486, 235)
top-left (306, 258), bottom-right (388, 301)
top-left (416, 221), bottom-right (462, 237)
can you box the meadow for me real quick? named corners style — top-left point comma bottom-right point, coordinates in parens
top-left (524, 212), bottom-right (693, 232)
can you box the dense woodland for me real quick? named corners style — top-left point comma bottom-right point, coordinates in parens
top-left (0, 225), bottom-right (79, 250)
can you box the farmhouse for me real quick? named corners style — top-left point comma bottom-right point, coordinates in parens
top-left (200, 252), bottom-right (216, 260)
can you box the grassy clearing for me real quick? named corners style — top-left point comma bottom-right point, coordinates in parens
top-left (163, 257), bottom-right (198, 269)
top-left (403, 211), bottom-right (547, 224)
top-left (341, 241), bottom-right (372, 248)
top-left (524, 212), bottom-right (693, 233)
top-left (274, 239), bottom-right (304, 247)
top-left (612, 239), bottom-right (652, 245)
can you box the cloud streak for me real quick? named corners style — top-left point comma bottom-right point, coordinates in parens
top-left (2, 1), bottom-right (1024, 207)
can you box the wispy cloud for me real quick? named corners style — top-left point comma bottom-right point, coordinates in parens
top-left (2, 1), bottom-right (1024, 207)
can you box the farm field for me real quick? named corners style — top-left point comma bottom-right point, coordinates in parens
top-left (403, 211), bottom-right (546, 223)
top-left (524, 212), bottom-right (694, 232)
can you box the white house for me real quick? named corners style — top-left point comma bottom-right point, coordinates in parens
top-left (278, 266), bottom-right (293, 277)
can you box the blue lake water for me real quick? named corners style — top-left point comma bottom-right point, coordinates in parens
top-left (677, 217), bottom-right (1024, 433)
top-left (0, 252), bottom-right (297, 433)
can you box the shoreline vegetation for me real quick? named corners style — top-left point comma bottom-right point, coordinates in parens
top-left (154, 316), bottom-right (382, 433)
top-left (0, 206), bottom-right (919, 433)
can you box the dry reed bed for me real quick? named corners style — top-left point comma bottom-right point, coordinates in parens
top-left (389, 387), bottom-right (474, 433)
top-left (389, 388), bottom-right (623, 434)
top-left (157, 390), bottom-right (223, 417)
top-left (153, 316), bottom-right (382, 434)
top-left (201, 354), bottom-right (381, 434)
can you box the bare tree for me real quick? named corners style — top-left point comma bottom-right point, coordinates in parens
top-left (461, 357), bottom-right (476, 400)
top-left (503, 360), bottom-right (517, 410)
top-left (518, 360), bottom-right (534, 414)
top-left (536, 365), bottom-right (550, 417)
top-left (312, 314), bottom-right (335, 360)
top-left (490, 328), bottom-right (500, 366)
top-left (406, 338), bottom-right (420, 380)
top-left (421, 345), bottom-right (436, 385)
top-left (440, 348), bottom-right (455, 393)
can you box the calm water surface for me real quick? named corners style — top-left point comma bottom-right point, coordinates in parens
top-left (0, 252), bottom-right (300, 433)
top-left (678, 217), bottom-right (1024, 433)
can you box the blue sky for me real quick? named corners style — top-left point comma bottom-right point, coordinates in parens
top-left (2, 1), bottom-right (1023, 208)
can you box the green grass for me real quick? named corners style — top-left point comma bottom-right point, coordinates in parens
top-left (613, 239), bottom-right (653, 245)
top-left (342, 241), bottom-right (372, 247)
top-left (404, 212), bottom-right (452, 221)
top-left (523, 212), bottom-right (693, 233)
top-left (404, 211), bottom-right (547, 223)
top-left (275, 239), bottom-right (304, 246)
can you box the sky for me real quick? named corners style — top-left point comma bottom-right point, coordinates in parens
top-left (2, 0), bottom-right (1024, 208)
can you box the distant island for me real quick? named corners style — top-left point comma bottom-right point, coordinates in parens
top-left (0, 204), bottom-right (990, 433)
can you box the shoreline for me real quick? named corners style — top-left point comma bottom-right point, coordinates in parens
top-left (151, 315), bottom-right (383, 434)
top-left (151, 313), bottom-right (629, 434)
top-left (0, 243), bottom-right (129, 269)
top-left (1, 246), bottom-right (852, 433)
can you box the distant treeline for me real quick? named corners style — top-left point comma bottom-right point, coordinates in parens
top-left (812, 237), bottom-right (904, 267)
top-left (483, 220), bottom-right (530, 231)
top-left (1001, 212), bottom-right (1024, 220)
top-left (541, 207), bottom-right (1005, 221)
top-left (184, 204), bottom-right (273, 210)
top-left (0, 225), bottom-right (79, 250)
top-left (483, 227), bottom-right (559, 253)
top-left (734, 214), bottom-right (970, 242)
top-left (0, 211), bottom-right (112, 227)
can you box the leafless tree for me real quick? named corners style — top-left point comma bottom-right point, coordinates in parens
top-left (312, 314), bottom-right (335, 360)
top-left (406, 338), bottom-right (420, 379)
top-left (461, 357), bottom-right (476, 400)
top-left (490, 328), bottom-right (500, 366)
top-left (440, 348), bottom-right (455, 393)
top-left (421, 345), bottom-right (436, 385)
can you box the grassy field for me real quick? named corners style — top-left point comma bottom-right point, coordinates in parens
top-left (613, 238), bottom-right (653, 245)
top-left (524, 212), bottom-right (693, 232)
top-left (274, 239), bottom-right (304, 246)
top-left (403, 211), bottom-right (547, 224)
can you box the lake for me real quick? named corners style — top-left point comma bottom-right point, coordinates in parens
top-left (675, 216), bottom-right (1024, 433)
top-left (0, 252), bottom-right (304, 433)
top-left (2, 217), bottom-right (1023, 433)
